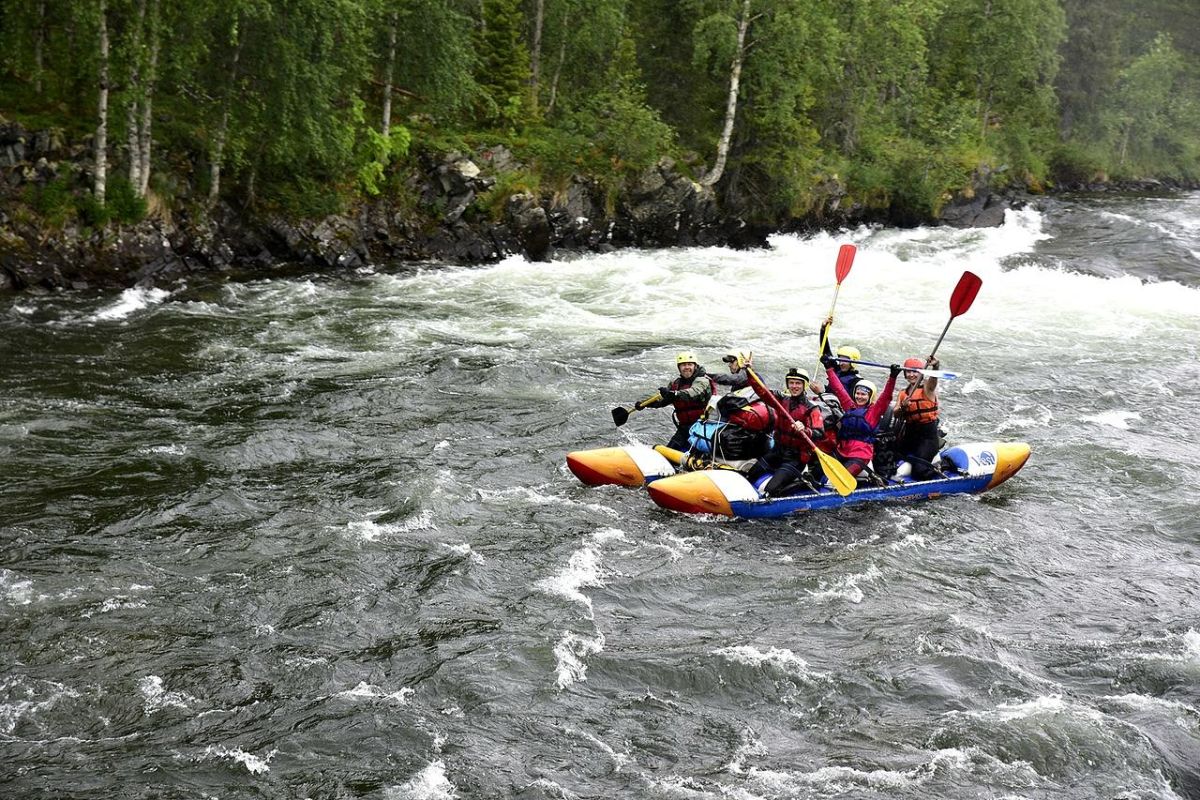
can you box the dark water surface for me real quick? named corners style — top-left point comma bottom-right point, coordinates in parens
top-left (3, 194), bottom-right (1200, 799)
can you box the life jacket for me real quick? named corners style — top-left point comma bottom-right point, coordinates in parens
top-left (774, 394), bottom-right (823, 452)
top-left (838, 405), bottom-right (877, 443)
top-left (669, 371), bottom-right (715, 427)
top-left (836, 369), bottom-right (859, 395)
top-left (896, 384), bottom-right (939, 424)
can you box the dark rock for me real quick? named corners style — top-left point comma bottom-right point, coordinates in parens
top-left (506, 193), bottom-right (552, 261)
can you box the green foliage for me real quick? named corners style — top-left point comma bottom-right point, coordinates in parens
top-left (3, 0), bottom-right (1200, 231)
top-left (477, 168), bottom-right (541, 220)
top-left (105, 177), bottom-right (148, 223)
top-left (476, 0), bottom-right (531, 128)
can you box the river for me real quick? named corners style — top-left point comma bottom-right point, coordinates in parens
top-left (2, 192), bottom-right (1199, 799)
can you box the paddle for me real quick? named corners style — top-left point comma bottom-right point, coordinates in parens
top-left (930, 271), bottom-right (982, 359)
top-left (611, 393), bottom-right (662, 427)
top-left (744, 367), bottom-right (856, 497)
top-left (906, 270), bottom-right (982, 399)
top-left (833, 357), bottom-right (958, 381)
top-left (815, 244), bottom-right (857, 371)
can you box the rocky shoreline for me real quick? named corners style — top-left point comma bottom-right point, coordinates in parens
top-left (2, 120), bottom-right (1195, 295)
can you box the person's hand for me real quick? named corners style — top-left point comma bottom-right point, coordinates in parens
top-left (824, 315), bottom-right (834, 328)
top-left (889, 363), bottom-right (902, 378)
top-left (927, 356), bottom-right (940, 370)
top-left (792, 420), bottom-right (806, 433)
top-left (820, 355), bottom-right (837, 370)
top-left (657, 387), bottom-right (676, 401)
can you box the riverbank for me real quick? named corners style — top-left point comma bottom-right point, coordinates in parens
top-left (2, 119), bottom-right (1196, 294)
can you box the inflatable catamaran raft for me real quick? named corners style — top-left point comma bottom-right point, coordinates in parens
top-left (566, 440), bottom-right (1031, 518)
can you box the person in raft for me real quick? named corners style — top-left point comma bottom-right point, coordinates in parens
top-left (816, 318), bottom-right (861, 394)
top-left (712, 348), bottom-right (753, 391)
top-left (820, 355), bottom-right (901, 478)
top-left (637, 351), bottom-right (716, 451)
top-left (893, 355), bottom-right (942, 480)
top-left (749, 367), bottom-right (826, 497)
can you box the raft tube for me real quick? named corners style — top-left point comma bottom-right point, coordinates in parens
top-left (566, 444), bottom-right (678, 487)
top-left (646, 441), bottom-right (1031, 518)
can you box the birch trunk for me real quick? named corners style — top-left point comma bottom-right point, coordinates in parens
top-left (382, 12), bottom-right (398, 137)
top-left (208, 19), bottom-right (242, 209)
top-left (94, 0), bottom-right (110, 204)
top-left (546, 9), bottom-right (570, 115)
top-left (701, 0), bottom-right (751, 188)
top-left (127, 0), bottom-right (148, 191)
top-left (529, 0), bottom-right (544, 113)
top-left (137, 5), bottom-right (160, 197)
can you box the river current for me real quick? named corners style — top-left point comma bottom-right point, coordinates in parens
top-left (2, 192), bottom-right (1199, 799)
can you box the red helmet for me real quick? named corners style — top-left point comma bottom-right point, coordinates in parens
top-left (903, 357), bottom-right (924, 370)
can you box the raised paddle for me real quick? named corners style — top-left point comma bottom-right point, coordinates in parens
top-left (815, 244), bottom-right (857, 370)
top-left (744, 366), bottom-right (856, 497)
top-left (908, 270), bottom-right (982, 396)
top-left (930, 271), bottom-right (982, 358)
top-left (611, 393), bottom-right (662, 427)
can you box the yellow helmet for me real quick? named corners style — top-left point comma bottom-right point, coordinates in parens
top-left (836, 345), bottom-right (861, 363)
top-left (722, 348), bottom-right (752, 369)
top-left (675, 351), bottom-right (698, 366)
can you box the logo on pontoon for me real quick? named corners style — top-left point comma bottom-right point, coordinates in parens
top-left (976, 451), bottom-right (995, 466)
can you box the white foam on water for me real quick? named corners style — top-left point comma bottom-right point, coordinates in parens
top-left (960, 693), bottom-right (1105, 724)
top-left (805, 564), bottom-right (882, 604)
top-left (1182, 629), bottom-right (1200, 662)
top-left (346, 509), bottom-right (434, 541)
top-left (11, 302), bottom-right (35, 315)
top-left (384, 760), bottom-right (459, 800)
top-left (535, 531), bottom-right (623, 618)
top-left (81, 595), bottom-right (148, 617)
top-left (138, 675), bottom-right (197, 715)
top-left (443, 542), bottom-right (484, 564)
top-left (200, 744), bottom-right (277, 775)
top-left (996, 404), bottom-right (1053, 433)
top-left (0, 676), bottom-right (80, 734)
top-left (1104, 693), bottom-right (1199, 717)
top-left (334, 681), bottom-right (414, 704)
top-left (960, 377), bottom-right (990, 395)
top-left (567, 726), bottom-right (632, 770)
top-left (90, 287), bottom-right (170, 322)
top-left (552, 630), bottom-right (606, 690)
top-left (1, 569), bottom-right (33, 605)
top-left (712, 645), bottom-right (818, 679)
top-left (138, 443), bottom-right (188, 456)
top-left (723, 731), bottom-right (767, 775)
top-left (888, 533), bottom-right (928, 552)
top-left (744, 747), bottom-right (975, 794)
top-left (1081, 410), bottom-right (1141, 430)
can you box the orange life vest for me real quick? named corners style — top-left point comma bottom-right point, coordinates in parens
top-left (896, 385), bottom-right (938, 424)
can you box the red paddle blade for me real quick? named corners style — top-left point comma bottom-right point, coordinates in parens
top-left (835, 244), bottom-right (856, 284)
top-left (950, 271), bottom-right (982, 317)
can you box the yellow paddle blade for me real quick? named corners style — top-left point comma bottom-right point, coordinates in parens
top-left (815, 449), bottom-right (856, 496)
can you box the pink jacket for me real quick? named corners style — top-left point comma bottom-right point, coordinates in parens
top-left (825, 368), bottom-right (898, 461)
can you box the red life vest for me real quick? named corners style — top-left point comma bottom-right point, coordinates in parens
top-left (669, 374), bottom-right (715, 427)
top-left (775, 395), bottom-right (824, 453)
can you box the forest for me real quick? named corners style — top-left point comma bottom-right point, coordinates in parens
top-left (1, 0), bottom-right (1198, 227)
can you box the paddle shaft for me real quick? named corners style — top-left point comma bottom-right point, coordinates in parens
top-left (815, 244), bottom-right (857, 376)
top-left (834, 358), bottom-right (956, 380)
top-left (745, 367), bottom-right (856, 496)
